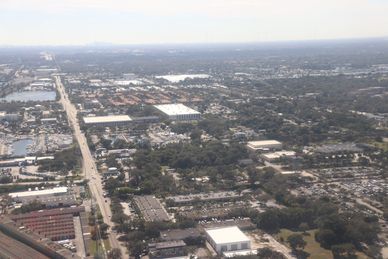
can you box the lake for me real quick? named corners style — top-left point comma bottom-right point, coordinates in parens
top-left (1, 90), bottom-right (56, 102)
top-left (11, 138), bottom-right (33, 157)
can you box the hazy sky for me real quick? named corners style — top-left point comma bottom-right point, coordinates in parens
top-left (1, 0), bottom-right (388, 45)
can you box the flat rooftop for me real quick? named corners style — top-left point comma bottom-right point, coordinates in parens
top-left (248, 140), bottom-right (282, 145)
top-left (150, 240), bottom-right (186, 250)
top-left (9, 187), bottom-right (68, 198)
top-left (154, 103), bottom-right (200, 116)
top-left (166, 191), bottom-right (241, 203)
top-left (83, 115), bottom-right (132, 124)
top-left (133, 196), bottom-right (170, 222)
top-left (262, 151), bottom-right (296, 159)
top-left (206, 226), bottom-right (250, 244)
top-left (247, 140), bottom-right (282, 148)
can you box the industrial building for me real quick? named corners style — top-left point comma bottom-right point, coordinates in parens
top-left (10, 207), bottom-right (85, 241)
top-left (9, 187), bottom-right (76, 206)
top-left (154, 103), bottom-right (201, 121)
top-left (246, 140), bottom-right (282, 151)
top-left (0, 216), bottom-right (69, 259)
top-left (205, 226), bottom-right (251, 255)
top-left (83, 115), bottom-right (132, 127)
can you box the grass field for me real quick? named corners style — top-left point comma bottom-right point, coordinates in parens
top-left (89, 238), bottom-right (111, 256)
top-left (277, 229), bottom-right (333, 259)
top-left (277, 229), bottom-right (369, 259)
top-left (374, 142), bottom-right (388, 151)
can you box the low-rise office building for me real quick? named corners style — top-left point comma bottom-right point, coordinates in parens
top-left (148, 240), bottom-right (187, 259)
top-left (261, 150), bottom-right (296, 162)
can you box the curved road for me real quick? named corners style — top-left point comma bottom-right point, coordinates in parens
top-left (54, 75), bottom-right (127, 257)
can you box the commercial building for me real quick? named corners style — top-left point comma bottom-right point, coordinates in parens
top-left (160, 228), bottom-right (202, 242)
top-left (246, 140), bottom-right (282, 151)
top-left (133, 195), bottom-right (170, 222)
top-left (261, 151), bottom-right (296, 162)
top-left (166, 191), bottom-right (242, 205)
top-left (83, 115), bottom-right (132, 127)
top-left (312, 143), bottom-right (363, 154)
top-left (0, 156), bottom-right (54, 167)
top-left (103, 167), bottom-right (120, 179)
top-left (0, 111), bottom-right (19, 122)
top-left (132, 116), bottom-right (160, 124)
top-left (154, 104), bottom-right (201, 121)
top-left (205, 226), bottom-right (251, 254)
top-left (9, 187), bottom-right (76, 207)
top-left (41, 118), bottom-right (57, 124)
top-left (148, 240), bottom-right (187, 259)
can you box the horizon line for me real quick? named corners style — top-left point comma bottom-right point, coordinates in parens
top-left (1, 36), bottom-right (387, 49)
top-left (0, 36), bottom-right (388, 48)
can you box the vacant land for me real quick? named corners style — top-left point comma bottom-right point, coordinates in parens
top-left (277, 229), bottom-right (369, 259)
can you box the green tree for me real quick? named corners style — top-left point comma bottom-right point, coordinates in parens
top-left (299, 222), bottom-right (309, 234)
top-left (107, 248), bottom-right (122, 259)
top-left (257, 247), bottom-right (287, 259)
top-left (287, 234), bottom-right (306, 251)
top-left (331, 243), bottom-right (357, 259)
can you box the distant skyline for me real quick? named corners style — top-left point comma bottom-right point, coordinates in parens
top-left (1, 0), bottom-right (388, 46)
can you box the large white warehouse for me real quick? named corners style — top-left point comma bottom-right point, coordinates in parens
top-left (205, 226), bottom-right (251, 254)
top-left (9, 187), bottom-right (76, 206)
top-left (83, 115), bottom-right (132, 127)
top-left (154, 103), bottom-right (200, 121)
top-left (247, 140), bottom-right (283, 151)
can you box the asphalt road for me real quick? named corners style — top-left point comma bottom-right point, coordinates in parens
top-left (54, 76), bottom-right (126, 257)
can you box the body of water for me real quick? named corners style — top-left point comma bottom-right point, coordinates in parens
top-left (1, 90), bottom-right (56, 102)
top-left (11, 138), bottom-right (33, 157)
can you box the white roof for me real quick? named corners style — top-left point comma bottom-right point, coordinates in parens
top-left (155, 74), bottom-right (210, 83)
top-left (281, 171), bottom-right (301, 175)
top-left (247, 140), bottom-right (282, 148)
top-left (9, 187), bottom-right (68, 198)
top-left (154, 103), bottom-right (200, 116)
top-left (206, 226), bottom-right (250, 244)
top-left (83, 115), bottom-right (132, 124)
top-left (262, 151), bottom-right (296, 159)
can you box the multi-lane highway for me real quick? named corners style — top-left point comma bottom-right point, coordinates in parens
top-left (54, 75), bottom-right (126, 257)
